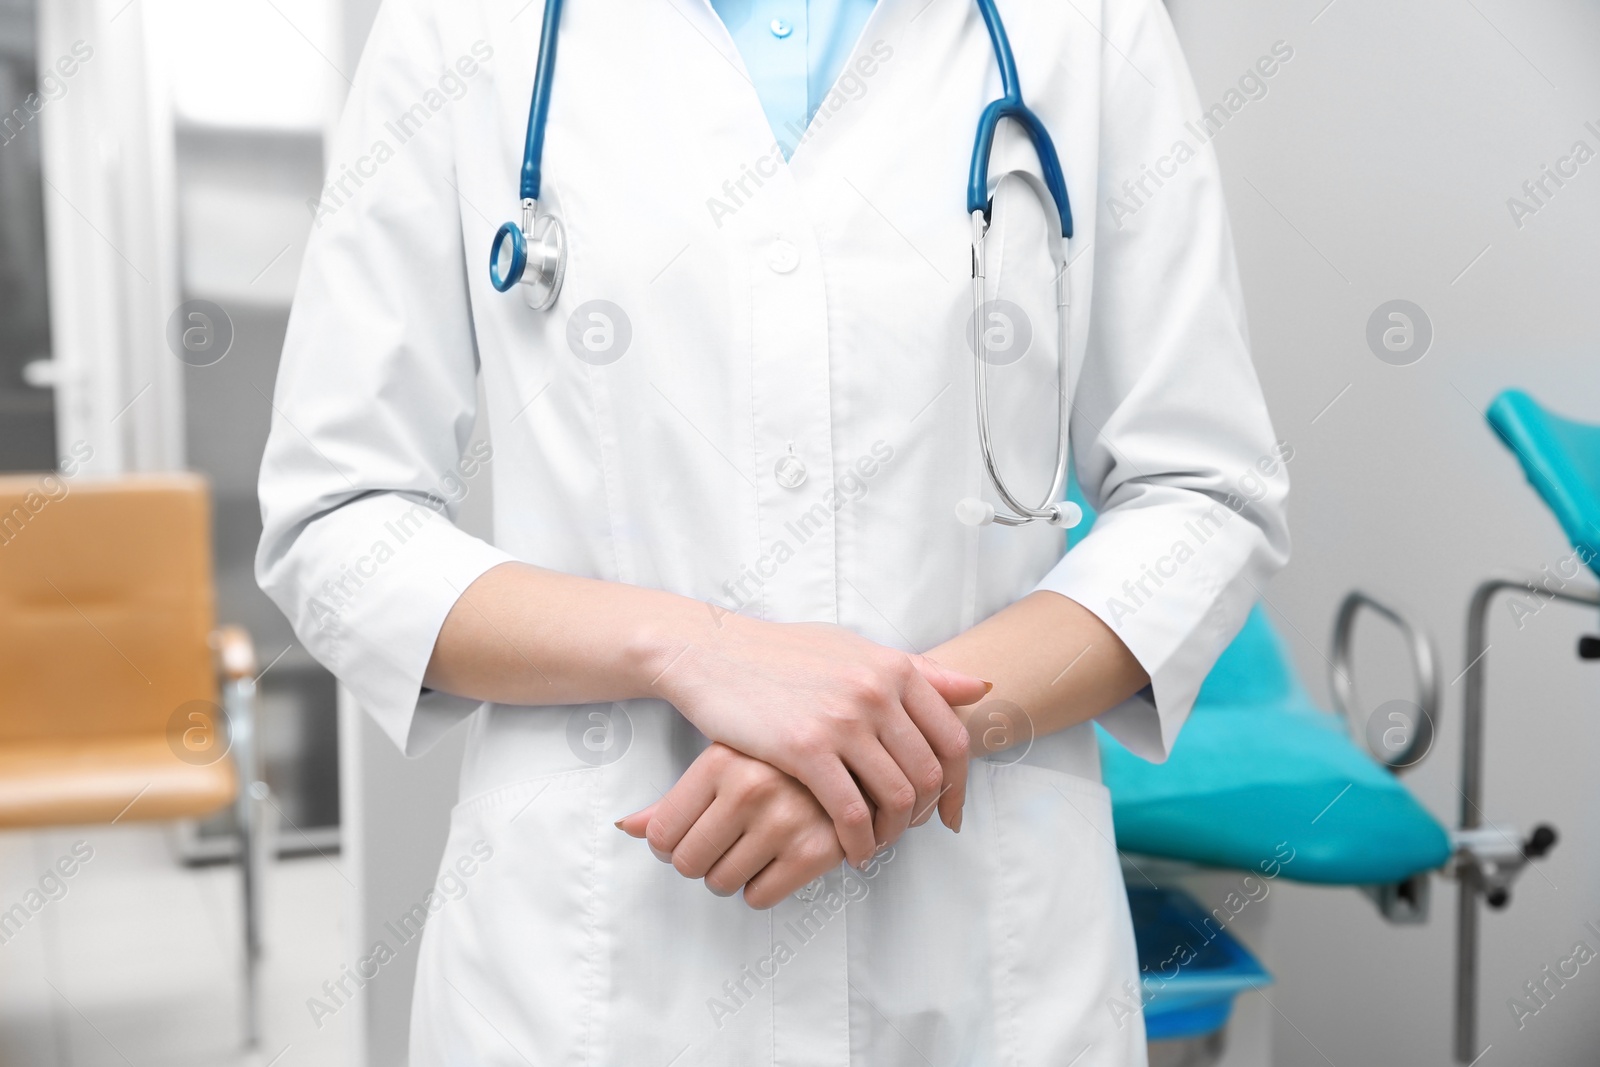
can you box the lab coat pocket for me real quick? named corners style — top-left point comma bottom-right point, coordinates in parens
top-left (410, 768), bottom-right (606, 1067)
top-left (983, 762), bottom-right (1147, 1067)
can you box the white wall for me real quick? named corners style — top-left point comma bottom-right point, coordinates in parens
top-left (1164, 1), bottom-right (1600, 1064)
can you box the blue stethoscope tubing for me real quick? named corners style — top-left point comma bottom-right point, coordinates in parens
top-left (967, 0), bottom-right (1072, 239)
top-left (519, 0), bottom-right (564, 205)
top-left (490, 0), bottom-right (1079, 529)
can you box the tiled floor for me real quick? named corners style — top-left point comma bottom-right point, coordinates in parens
top-left (0, 824), bottom-right (353, 1067)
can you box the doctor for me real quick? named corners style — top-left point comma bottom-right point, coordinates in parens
top-left (258, 0), bottom-right (1288, 1063)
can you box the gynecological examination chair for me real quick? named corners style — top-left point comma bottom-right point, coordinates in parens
top-left (1089, 387), bottom-right (1600, 1064)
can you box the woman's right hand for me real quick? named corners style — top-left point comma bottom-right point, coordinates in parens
top-left (645, 614), bottom-right (988, 867)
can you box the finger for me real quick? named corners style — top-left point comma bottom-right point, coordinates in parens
top-left (794, 756), bottom-right (877, 867)
top-left (703, 831), bottom-right (778, 899)
top-left (873, 711), bottom-right (944, 829)
top-left (644, 754), bottom-right (725, 858)
top-left (743, 832), bottom-right (845, 910)
top-left (910, 653), bottom-right (992, 707)
top-left (900, 669), bottom-right (972, 832)
top-left (843, 738), bottom-right (920, 847)
top-left (668, 794), bottom-right (747, 879)
top-left (616, 803), bottom-right (657, 838)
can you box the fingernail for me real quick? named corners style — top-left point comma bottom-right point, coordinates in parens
top-left (954, 811), bottom-right (964, 833)
top-left (982, 681), bottom-right (995, 695)
top-left (613, 819), bottom-right (626, 830)
top-left (649, 845), bottom-right (673, 863)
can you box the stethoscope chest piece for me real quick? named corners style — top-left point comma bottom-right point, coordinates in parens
top-left (490, 200), bottom-right (566, 310)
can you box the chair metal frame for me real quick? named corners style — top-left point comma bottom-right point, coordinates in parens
top-left (1328, 582), bottom-right (1592, 1063)
top-left (1329, 590), bottom-right (1443, 928)
top-left (1451, 576), bottom-right (1600, 1063)
top-left (214, 625), bottom-right (267, 1047)
top-left (1330, 590), bottom-right (1441, 773)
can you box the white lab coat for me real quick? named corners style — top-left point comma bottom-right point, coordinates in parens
top-left (257, 0), bottom-right (1289, 1063)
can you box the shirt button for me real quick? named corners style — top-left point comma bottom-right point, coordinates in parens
top-left (767, 239), bottom-right (800, 273)
top-left (774, 454), bottom-right (808, 489)
top-left (770, 18), bottom-right (793, 39)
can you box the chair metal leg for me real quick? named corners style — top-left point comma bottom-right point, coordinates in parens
top-left (241, 789), bottom-right (263, 1044)
top-left (1453, 577), bottom-right (1600, 1063)
top-left (217, 627), bottom-right (264, 1049)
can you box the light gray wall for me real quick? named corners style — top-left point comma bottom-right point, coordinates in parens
top-left (349, 703), bottom-right (469, 1067)
top-left (1165, 0), bottom-right (1600, 1064)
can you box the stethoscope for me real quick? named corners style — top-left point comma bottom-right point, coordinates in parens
top-left (488, 0), bottom-right (567, 310)
top-left (489, 0), bottom-right (1081, 531)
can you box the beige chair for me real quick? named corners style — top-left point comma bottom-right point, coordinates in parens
top-left (0, 472), bottom-right (264, 1046)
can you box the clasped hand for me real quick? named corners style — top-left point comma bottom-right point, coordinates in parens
top-left (616, 615), bottom-right (989, 908)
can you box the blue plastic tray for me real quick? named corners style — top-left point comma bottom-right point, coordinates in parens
top-left (1129, 886), bottom-right (1271, 1042)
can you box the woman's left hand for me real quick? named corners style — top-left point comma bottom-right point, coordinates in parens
top-left (616, 743), bottom-right (847, 909)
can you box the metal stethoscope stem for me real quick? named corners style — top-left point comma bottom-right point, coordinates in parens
top-left (957, 208), bottom-right (1082, 530)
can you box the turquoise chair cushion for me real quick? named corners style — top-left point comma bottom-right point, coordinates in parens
top-left (1099, 607), bottom-right (1451, 883)
top-left (1068, 477), bottom-right (1451, 884)
top-left (1192, 601), bottom-right (1301, 709)
top-left (1487, 389), bottom-right (1600, 572)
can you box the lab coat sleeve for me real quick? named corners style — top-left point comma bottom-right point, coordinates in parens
top-left (1031, 0), bottom-right (1291, 761)
top-left (255, 0), bottom-right (514, 756)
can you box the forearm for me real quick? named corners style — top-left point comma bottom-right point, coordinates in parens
top-left (927, 590), bottom-right (1149, 756)
top-left (426, 560), bottom-right (987, 861)
top-left (423, 560), bottom-right (703, 705)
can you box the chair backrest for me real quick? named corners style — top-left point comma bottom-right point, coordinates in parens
top-left (1488, 389), bottom-right (1600, 573)
top-left (0, 473), bottom-right (216, 744)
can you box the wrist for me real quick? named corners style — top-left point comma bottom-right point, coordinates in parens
top-left (623, 591), bottom-right (726, 703)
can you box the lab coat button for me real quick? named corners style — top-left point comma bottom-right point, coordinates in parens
top-left (774, 454), bottom-right (808, 489)
top-left (767, 240), bottom-right (800, 273)
top-left (770, 18), bottom-right (793, 39)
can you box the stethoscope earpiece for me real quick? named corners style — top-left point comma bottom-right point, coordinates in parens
top-left (1048, 501), bottom-right (1083, 529)
top-left (956, 498), bottom-right (997, 527)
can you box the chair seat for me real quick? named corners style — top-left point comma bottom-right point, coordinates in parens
top-left (1101, 606), bottom-right (1453, 885)
top-left (0, 735), bottom-right (237, 828)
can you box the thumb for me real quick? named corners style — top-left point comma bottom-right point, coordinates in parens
top-left (614, 802), bottom-right (658, 838)
top-left (909, 654), bottom-right (992, 708)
